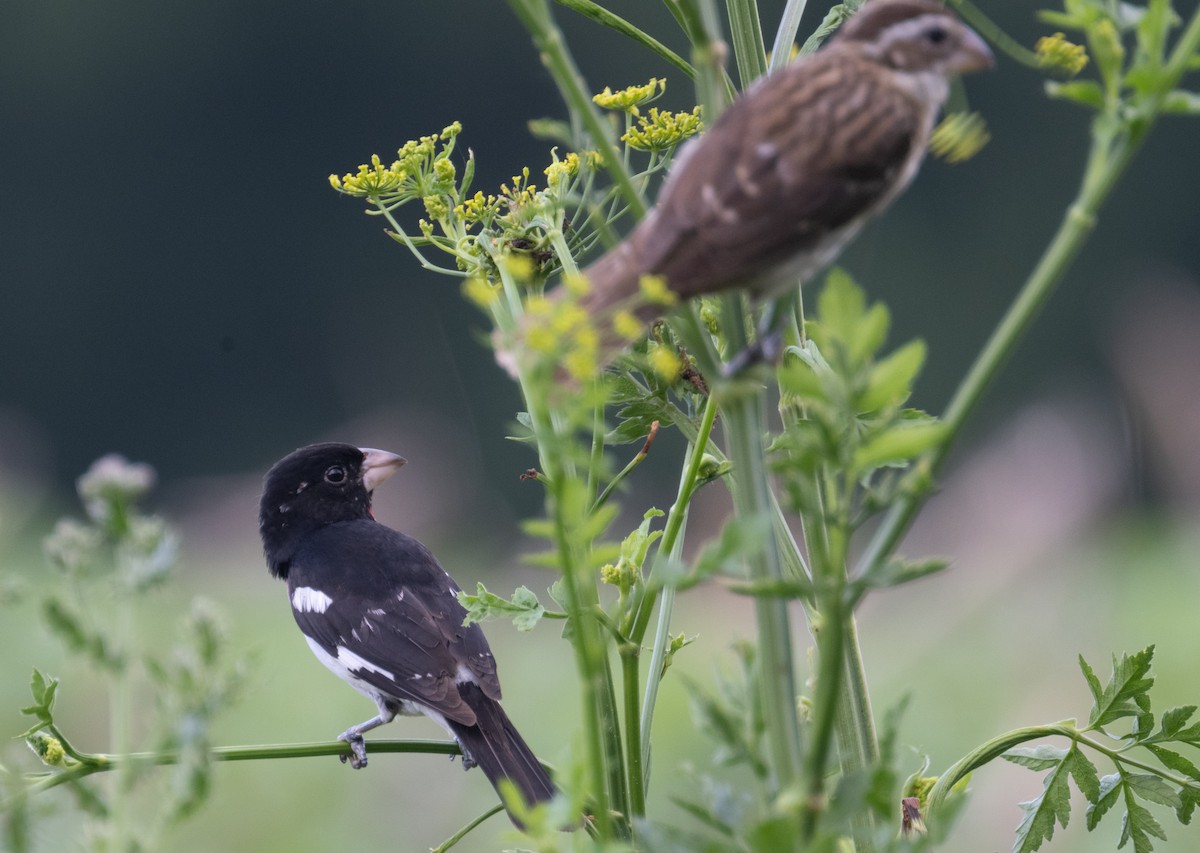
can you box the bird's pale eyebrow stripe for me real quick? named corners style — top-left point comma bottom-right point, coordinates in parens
top-left (337, 646), bottom-right (396, 682)
top-left (292, 586), bottom-right (333, 613)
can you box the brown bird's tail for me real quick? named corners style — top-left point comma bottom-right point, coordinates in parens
top-left (448, 682), bottom-right (558, 828)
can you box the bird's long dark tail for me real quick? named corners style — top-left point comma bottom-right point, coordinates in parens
top-left (449, 682), bottom-right (557, 828)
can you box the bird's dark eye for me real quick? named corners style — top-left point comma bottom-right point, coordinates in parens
top-left (324, 465), bottom-right (347, 484)
top-left (925, 25), bottom-right (948, 45)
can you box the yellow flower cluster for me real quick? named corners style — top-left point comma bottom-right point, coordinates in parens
top-left (328, 154), bottom-right (407, 196)
top-left (329, 123), bottom-right (463, 200)
top-left (638, 274), bottom-right (678, 307)
top-left (456, 191), bottom-right (501, 226)
top-left (544, 151), bottom-right (581, 190)
top-left (929, 112), bottom-right (991, 164)
top-left (594, 78), bottom-right (665, 114)
top-left (1036, 32), bottom-right (1089, 76)
top-left (622, 106), bottom-right (703, 152)
top-left (522, 290), bottom-right (601, 383)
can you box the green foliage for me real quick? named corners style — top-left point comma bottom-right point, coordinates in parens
top-left (8, 455), bottom-right (245, 851)
top-left (929, 647), bottom-right (1200, 852)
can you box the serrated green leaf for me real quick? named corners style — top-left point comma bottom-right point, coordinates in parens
top-left (1121, 797), bottom-right (1167, 852)
top-left (458, 583), bottom-right (545, 631)
top-left (853, 421), bottom-right (947, 473)
top-left (1145, 744), bottom-right (1200, 782)
top-left (1088, 646), bottom-right (1156, 730)
top-left (1178, 784), bottom-right (1200, 824)
top-left (1125, 773), bottom-right (1182, 808)
top-left (1005, 744), bottom-right (1068, 772)
top-left (1067, 747), bottom-right (1101, 802)
top-left (857, 339), bottom-right (925, 414)
top-left (1158, 705), bottom-right (1197, 738)
top-left (1087, 773), bottom-right (1123, 831)
top-left (855, 555), bottom-right (948, 593)
top-left (1013, 749), bottom-right (1074, 852)
top-left (1080, 654), bottom-right (1103, 705)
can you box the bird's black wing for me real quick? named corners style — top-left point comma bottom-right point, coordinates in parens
top-left (286, 519), bottom-right (500, 727)
top-left (630, 50), bottom-right (921, 297)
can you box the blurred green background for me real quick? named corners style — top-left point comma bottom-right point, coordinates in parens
top-left (3, 0), bottom-right (1200, 850)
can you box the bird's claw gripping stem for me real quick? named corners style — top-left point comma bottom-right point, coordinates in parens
top-left (338, 730), bottom-right (369, 769)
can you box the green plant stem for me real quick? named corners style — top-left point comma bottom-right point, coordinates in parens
top-left (431, 804), bottom-right (507, 853)
top-left (621, 648), bottom-right (646, 818)
top-left (17, 739), bottom-right (462, 802)
top-left (855, 5), bottom-right (1200, 585)
top-left (769, 0), bottom-right (809, 72)
top-left (507, 0), bottom-right (646, 219)
top-left (719, 296), bottom-right (804, 802)
top-left (552, 0), bottom-right (696, 77)
top-left (637, 395), bottom-right (720, 774)
top-left (725, 0), bottom-right (768, 86)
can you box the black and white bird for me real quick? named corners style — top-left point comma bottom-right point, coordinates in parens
top-left (259, 443), bottom-right (556, 826)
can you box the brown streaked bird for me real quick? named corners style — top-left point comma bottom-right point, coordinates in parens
top-left (516, 0), bottom-right (993, 369)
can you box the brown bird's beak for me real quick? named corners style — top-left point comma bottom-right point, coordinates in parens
top-left (360, 448), bottom-right (406, 491)
top-left (953, 26), bottom-right (995, 74)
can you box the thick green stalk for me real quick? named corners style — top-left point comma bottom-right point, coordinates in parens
top-left (621, 650), bottom-right (646, 817)
top-left (719, 295), bottom-right (804, 799)
top-left (725, 0), bottom-right (768, 85)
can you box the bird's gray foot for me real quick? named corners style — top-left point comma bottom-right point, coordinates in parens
top-left (338, 730), bottom-right (369, 769)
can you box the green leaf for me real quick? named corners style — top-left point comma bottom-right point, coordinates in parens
top-left (1045, 79), bottom-right (1105, 109)
top-left (1161, 89), bottom-right (1200, 114)
top-left (1005, 744), bottom-right (1069, 772)
top-left (20, 668), bottom-right (59, 730)
top-left (1087, 773), bottom-right (1122, 831)
top-left (1013, 747), bottom-right (1074, 852)
top-left (553, 0), bottom-right (695, 78)
top-left (856, 339), bottom-right (925, 413)
top-left (1178, 784), bottom-right (1200, 824)
top-left (1156, 705), bottom-right (1197, 739)
top-left (1121, 797), bottom-right (1168, 852)
top-left (458, 583), bottom-right (546, 632)
top-left (854, 555), bottom-right (948, 593)
top-left (1146, 744), bottom-right (1200, 782)
top-left (1125, 773), bottom-right (1182, 808)
top-left (811, 268), bottom-right (871, 363)
top-left (852, 421), bottom-right (948, 473)
top-left (655, 513), bottom-right (772, 591)
top-left (1067, 748), bottom-right (1101, 803)
top-left (1086, 646), bottom-right (1156, 730)
top-left (1080, 654), bottom-right (1104, 706)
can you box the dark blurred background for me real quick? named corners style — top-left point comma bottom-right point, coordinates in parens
top-left (3, 1), bottom-right (1200, 850)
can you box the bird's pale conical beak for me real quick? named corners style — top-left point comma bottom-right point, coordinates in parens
top-left (360, 448), bottom-right (406, 491)
top-left (954, 27), bottom-right (995, 74)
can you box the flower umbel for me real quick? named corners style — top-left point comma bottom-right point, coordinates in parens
top-left (622, 107), bottom-right (703, 153)
top-left (594, 78), bottom-right (665, 114)
top-left (929, 112), bottom-right (990, 164)
top-left (1036, 32), bottom-right (1089, 76)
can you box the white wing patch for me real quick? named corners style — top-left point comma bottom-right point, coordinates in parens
top-left (337, 646), bottom-right (397, 682)
top-left (292, 586), bottom-right (333, 613)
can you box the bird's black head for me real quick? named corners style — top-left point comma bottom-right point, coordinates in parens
top-left (258, 442), bottom-right (406, 579)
